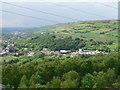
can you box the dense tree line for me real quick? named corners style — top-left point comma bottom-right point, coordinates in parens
top-left (14, 34), bottom-right (111, 52)
top-left (2, 52), bottom-right (120, 89)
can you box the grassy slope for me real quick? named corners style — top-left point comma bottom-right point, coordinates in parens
top-left (34, 20), bottom-right (118, 50)
top-left (1, 20), bottom-right (118, 61)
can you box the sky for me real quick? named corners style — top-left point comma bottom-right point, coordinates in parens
top-left (0, 0), bottom-right (119, 27)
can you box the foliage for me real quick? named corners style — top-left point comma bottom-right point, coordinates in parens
top-left (2, 52), bottom-right (119, 89)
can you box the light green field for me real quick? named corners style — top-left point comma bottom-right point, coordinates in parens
top-left (35, 20), bottom-right (118, 50)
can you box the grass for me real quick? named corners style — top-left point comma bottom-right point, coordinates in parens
top-left (2, 56), bottom-right (17, 61)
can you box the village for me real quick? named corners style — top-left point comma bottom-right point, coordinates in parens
top-left (0, 31), bottom-right (109, 58)
top-left (0, 41), bottom-right (108, 58)
top-left (40, 48), bottom-right (108, 57)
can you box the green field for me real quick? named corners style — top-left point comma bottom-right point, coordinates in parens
top-left (33, 20), bottom-right (118, 51)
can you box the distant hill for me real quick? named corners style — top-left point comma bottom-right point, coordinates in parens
top-left (3, 20), bottom-right (118, 51)
top-left (32, 20), bottom-right (118, 51)
top-left (2, 27), bottom-right (34, 33)
top-left (33, 20), bottom-right (118, 39)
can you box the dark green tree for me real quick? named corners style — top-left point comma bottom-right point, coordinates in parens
top-left (18, 75), bottom-right (28, 88)
top-left (81, 73), bottom-right (95, 88)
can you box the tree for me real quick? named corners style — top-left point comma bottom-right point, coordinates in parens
top-left (95, 68), bottom-right (116, 88)
top-left (34, 83), bottom-right (45, 88)
top-left (46, 77), bottom-right (61, 88)
top-left (112, 75), bottom-right (120, 88)
top-left (61, 71), bottom-right (80, 88)
top-left (2, 65), bottom-right (21, 88)
top-left (29, 74), bottom-right (41, 88)
top-left (105, 68), bottom-right (116, 87)
top-left (81, 73), bottom-right (95, 88)
top-left (18, 75), bottom-right (28, 88)
top-left (62, 71), bottom-right (80, 81)
top-left (80, 61), bottom-right (92, 75)
top-left (61, 79), bottom-right (78, 88)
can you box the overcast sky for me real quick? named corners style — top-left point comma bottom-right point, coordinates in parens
top-left (0, 0), bottom-right (119, 27)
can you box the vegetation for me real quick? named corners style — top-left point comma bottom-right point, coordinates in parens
top-left (1, 20), bottom-right (119, 89)
top-left (2, 53), bottom-right (120, 88)
top-left (13, 34), bottom-right (113, 54)
top-left (12, 20), bottom-right (118, 52)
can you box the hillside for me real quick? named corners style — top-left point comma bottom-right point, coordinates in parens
top-left (32, 20), bottom-right (118, 51)
top-left (2, 20), bottom-right (120, 89)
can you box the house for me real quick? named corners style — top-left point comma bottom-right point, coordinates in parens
top-left (54, 51), bottom-right (61, 56)
top-left (78, 49), bottom-right (107, 55)
top-left (5, 44), bottom-right (15, 52)
top-left (27, 51), bottom-right (34, 56)
top-left (42, 48), bottom-right (52, 56)
top-left (43, 48), bottom-right (51, 51)
top-left (70, 51), bottom-right (79, 57)
top-left (60, 50), bottom-right (71, 54)
top-left (0, 52), bottom-right (8, 56)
